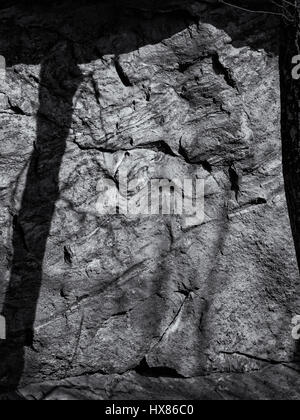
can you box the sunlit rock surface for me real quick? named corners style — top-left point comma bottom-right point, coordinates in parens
top-left (0, 0), bottom-right (299, 399)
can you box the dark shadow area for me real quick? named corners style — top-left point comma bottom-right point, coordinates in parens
top-left (279, 13), bottom-right (300, 361)
top-left (135, 357), bottom-right (185, 378)
top-left (0, 0), bottom-right (299, 396)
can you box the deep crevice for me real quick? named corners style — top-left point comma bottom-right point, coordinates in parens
top-left (137, 140), bottom-right (176, 157)
top-left (229, 165), bottom-right (240, 200)
top-left (64, 246), bottom-right (73, 265)
top-left (178, 139), bottom-right (213, 172)
top-left (212, 52), bottom-right (239, 91)
top-left (8, 98), bottom-right (27, 116)
top-left (114, 57), bottom-right (133, 87)
top-left (135, 358), bottom-right (184, 379)
top-left (248, 197), bottom-right (267, 206)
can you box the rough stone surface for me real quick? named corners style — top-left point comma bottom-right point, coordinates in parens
top-left (0, 0), bottom-right (299, 399)
top-left (13, 365), bottom-right (300, 400)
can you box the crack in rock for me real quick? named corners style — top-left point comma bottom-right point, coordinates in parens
top-left (220, 351), bottom-right (298, 367)
top-left (212, 52), bottom-right (240, 92)
top-left (134, 358), bottom-right (184, 378)
top-left (114, 56), bottom-right (133, 88)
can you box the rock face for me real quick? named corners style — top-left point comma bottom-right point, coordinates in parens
top-left (0, 0), bottom-right (299, 399)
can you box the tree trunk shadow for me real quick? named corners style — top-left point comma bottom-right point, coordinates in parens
top-left (0, 43), bottom-right (83, 392)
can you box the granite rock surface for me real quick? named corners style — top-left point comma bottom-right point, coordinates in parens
top-left (0, 0), bottom-right (299, 399)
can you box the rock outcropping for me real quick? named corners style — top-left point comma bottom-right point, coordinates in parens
top-left (0, 0), bottom-right (299, 399)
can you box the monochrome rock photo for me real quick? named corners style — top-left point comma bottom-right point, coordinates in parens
top-left (0, 0), bottom-right (300, 402)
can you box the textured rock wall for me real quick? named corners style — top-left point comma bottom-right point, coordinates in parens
top-left (0, 0), bottom-right (299, 398)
